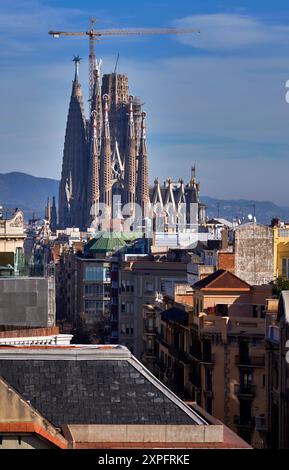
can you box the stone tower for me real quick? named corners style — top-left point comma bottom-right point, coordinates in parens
top-left (59, 63), bottom-right (147, 230)
top-left (87, 65), bottom-right (102, 223)
top-left (136, 111), bottom-right (149, 217)
top-left (124, 96), bottom-right (136, 216)
top-left (100, 94), bottom-right (112, 217)
top-left (58, 57), bottom-right (88, 229)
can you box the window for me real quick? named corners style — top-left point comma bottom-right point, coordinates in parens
top-left (85, 266), bottom-right (106, 281)
top-left (239, 341), bottom-right (249, 363)
top-left (282, 258), bottom-right (289, 278)
top-left (145, 281), bottom-right (154, 293)
top-left (104, 285), bottom-right (111, 298)
top-left (205, 396), bottom-right (213, 415)
top-left (260, 305), bottom-right (266, 318)
top-left (125, 323), bottom-right (134, 335)
top-left (252, 305), bottom-right (258, 318)
top-left (84, 284), bottom-right (100, 296)
top-left (216, 304), bottom-right (228, 316)
top-left (121, 280), bottom-right (134, 292)
top-left (205, 368), bottom-right (213, 391)
top-left (126, 302), bottom-right (133, 314)
top-left (84, 300), bottom-right (104, 315)
top-left (147, 318), bottom-right (154, 332)
top-left (121, 302), bottom-right (125, 313)
top-left (240, 371), bottom-right (253, 389)
top-left (239, 399), bottom-right (252, 420)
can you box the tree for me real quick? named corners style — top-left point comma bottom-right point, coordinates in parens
top-left (273, 277), bottom-right (289, 297)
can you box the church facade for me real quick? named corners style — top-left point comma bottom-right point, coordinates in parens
top-left (58, 58), bottom-right (205, 232)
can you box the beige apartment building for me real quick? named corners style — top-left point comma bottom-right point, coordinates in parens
top-left (0, 209), bottom-right (25, 273)
top-left (143, 269), bottom-right (272, 447)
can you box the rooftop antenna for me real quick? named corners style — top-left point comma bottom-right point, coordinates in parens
top-left (114, 53), bottom-right (120, 75)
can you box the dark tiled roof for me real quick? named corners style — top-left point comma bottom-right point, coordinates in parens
top-left (193, 270), bottom-right (226, 289)
top-left (161, 307), bottom-right (188, 325)
top-left (0, 358), bottom-right (196, 427)
top-left (193, 269), bottom-right (251, 290)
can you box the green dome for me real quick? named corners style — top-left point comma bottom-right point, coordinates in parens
top-left (85, 232), bottom-right (126, 254)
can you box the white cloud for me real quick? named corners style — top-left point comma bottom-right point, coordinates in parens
top-left (174, 13), bottom-right (289, 51)
top-left (1, 8), bottom-right (289, 204)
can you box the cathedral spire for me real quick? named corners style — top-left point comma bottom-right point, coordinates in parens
top-left (51, 196), bottom-right (57, 232)
top-left (124, 95), bottom-right (136, 215)
top-left (136, 111), bottom-right (149, 216)
top-left (100, 94), bottom-right (112, 213)
top-left (91, 61), bottom-right (103, 136)
top-left (45, 197), bottom-right (51, 222)
top-left (58, 57), bottom-right (87, 229)
top-left (73, 55), bottom-right (81, 83)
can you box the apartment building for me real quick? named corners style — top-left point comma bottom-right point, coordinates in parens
top-left (265, 292), bottom-right (289, 448)
top-left (118, 258), bottom-right (188, 357)
top-left (143, 270), bottom-right (272, 447)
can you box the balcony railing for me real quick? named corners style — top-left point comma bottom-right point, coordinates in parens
top-left (234, 415), bottom-right (255, 428)
top-left (144, 350), bottom-right (156, 359)
top-left (201, 354), bottom-right (215, 364)
top-left (234, 384), bottom-right (256, 397)
top-left (189, 347), bottom-right (215, 364)
top-left (255, 416), bottom-right (267, 432)
top-left (235, 355), bottom-right (265, 367)
top-left (156, 333), bottom-right (169, 348)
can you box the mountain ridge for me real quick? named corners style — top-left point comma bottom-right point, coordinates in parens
top-left (0, 171), bottom-right (288, 224)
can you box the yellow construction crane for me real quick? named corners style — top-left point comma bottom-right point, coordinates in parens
top-left (49, 17), bottom-right (200, 105)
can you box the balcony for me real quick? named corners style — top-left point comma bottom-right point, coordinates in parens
top-left (156, 333), bottom-right (169, 349)
top-left (168, 345), bottom-right (191, 364)
top-left (234, 415), bottom-right (255, 428)
top-left (189, 347), bottom-right (202, 361)
top-left (143, 350), bottom-right (156, 360)
top-left (144, 328), bottom-right (156, 336)
top-left (189, 373), bottom-right (201, 388)
top-left (255, 416), bottom-right (267, 432)
top-left (201, 354), bottom-right (215, 365)
top-left (234, 384), bottom-right (256, 398)
top-left (266, 325), bottom-right (280, 344)
top-left (189, 348), bottom-right (215, 365)
top-left (235, 355), bottom-right (265, 368)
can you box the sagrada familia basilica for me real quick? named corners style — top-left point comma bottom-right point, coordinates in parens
top-left (58, 57), bottom-right (206, 232)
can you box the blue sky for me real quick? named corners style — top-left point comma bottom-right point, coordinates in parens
top-left (1, 0), bottom-right (289, 204)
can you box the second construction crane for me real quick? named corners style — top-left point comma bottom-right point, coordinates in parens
top-left (49, 17), bottom-right (200, 108)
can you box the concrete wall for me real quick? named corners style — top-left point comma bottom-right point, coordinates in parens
top-left (65, 424), bottom-right (224, 445)
top-left (0, 277), bottom-right (55, 327)
top-left (0, 435), bottom-right (53, 449)
top-left (234, 224), bottom-right (274, 286)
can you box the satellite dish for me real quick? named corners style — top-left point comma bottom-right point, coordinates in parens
top-left (248, 214), bottom-right (253, 221)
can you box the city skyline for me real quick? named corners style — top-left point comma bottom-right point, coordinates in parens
top-left (1, 0), bottom-right (289, 204)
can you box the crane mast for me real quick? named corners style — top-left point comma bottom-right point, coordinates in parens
top-left (49, 18), bottom-right (200, 108)
top-left (88, 17), bottom-right (96, 109)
